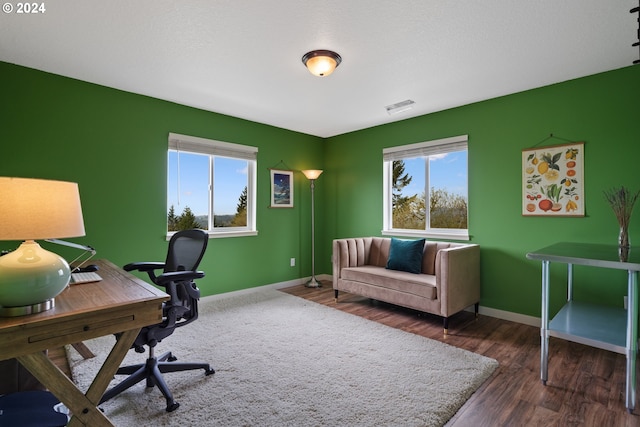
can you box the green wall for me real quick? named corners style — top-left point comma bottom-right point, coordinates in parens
top-left (2, 61), bottom-right (639, 318)
top-left (0, 61), bottom-right (325, 296)
top-left (324, 65), bottom-right (640, 317)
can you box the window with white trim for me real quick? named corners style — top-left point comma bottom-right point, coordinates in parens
top-left (167, 133), bottom-right (258, 238)
top-left (383, 135), bottom-right (469, 240)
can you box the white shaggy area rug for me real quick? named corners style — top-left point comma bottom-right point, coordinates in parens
top-left (68, 288), bottom-right (498, 427)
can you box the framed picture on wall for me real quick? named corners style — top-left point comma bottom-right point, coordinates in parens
top-left (270, 169), bottom-right (294, 208)
top-left (522, 142), bottom-right (584, 217)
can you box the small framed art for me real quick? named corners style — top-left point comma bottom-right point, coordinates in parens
top-left (270, 169), bottom-right (294, 208)
top-left (522, 142), bottom-right (584, 216)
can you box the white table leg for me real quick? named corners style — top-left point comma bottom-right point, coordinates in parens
top-left (541, 260), bottom-right (550, 385)
top-left (567, 264), bottom-right (573, 301)
top-left (626, 270), bottom-right (638, 412)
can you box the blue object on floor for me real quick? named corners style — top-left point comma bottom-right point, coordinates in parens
top-left (0, 390), bottom-right (68, 426)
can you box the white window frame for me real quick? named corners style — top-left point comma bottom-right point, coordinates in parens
top-left (382, 134), bottom-right (469, 241)
top-left (167, 132), bottom-right (258, 239)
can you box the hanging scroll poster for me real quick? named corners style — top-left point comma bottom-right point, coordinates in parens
top-left (522, 142), bottom-right (584, 217)
top-left (270, 169), bottom-right (294, 208)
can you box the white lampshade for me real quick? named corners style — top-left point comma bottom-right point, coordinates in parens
top-left (301, 170), bottom-right (323, 180)
top-left (0, 177), bottom-right (85, 240)
top-left (0, 177), bottom-right (86, 316)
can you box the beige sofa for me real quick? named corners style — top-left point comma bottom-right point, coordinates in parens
top-left (332, 237), bottom-right (480, 334)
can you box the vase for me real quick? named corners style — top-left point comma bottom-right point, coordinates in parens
top-left (618, 226), bottom-right (630, 262)
top-left (619, 226), bottom-right (630, 248)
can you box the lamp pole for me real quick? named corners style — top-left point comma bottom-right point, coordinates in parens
top-left (301, 170), bottom-right (323, 288)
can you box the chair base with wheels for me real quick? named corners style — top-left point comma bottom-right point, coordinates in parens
top-left (100, 346), bottom-right (214, 412)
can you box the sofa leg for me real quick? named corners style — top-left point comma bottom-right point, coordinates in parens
top-left (475, 303), bottom-right (479, 319)
top-left (443, 317), bottom-right (449, 335)
top-left (334, 289), bottom-right (339, 303)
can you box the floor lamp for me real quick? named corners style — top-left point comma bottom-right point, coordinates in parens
top-left (301, 169), bottom-right (323, 288)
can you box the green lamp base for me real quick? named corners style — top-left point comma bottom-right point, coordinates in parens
top-left (0, 240), bottom-right (70, 317)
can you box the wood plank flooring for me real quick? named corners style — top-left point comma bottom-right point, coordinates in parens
top-left (280, 282), bottom-right (640, 427)
top-left (49, 281), bottom-right (640, 426)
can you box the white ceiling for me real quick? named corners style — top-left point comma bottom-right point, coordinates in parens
top-left (1, 1), bottom-right (637, 138)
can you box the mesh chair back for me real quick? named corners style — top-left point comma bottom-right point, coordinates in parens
top-left (164, 229), bottom-right (208, 273)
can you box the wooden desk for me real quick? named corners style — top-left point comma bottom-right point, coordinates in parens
top-left (0, 259), bottom-right (169, 426)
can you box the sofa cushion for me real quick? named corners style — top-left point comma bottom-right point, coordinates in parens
top-left (386, 238), bottom-right (425, 274)
top-left (341, 265), bottom-right (437, 300)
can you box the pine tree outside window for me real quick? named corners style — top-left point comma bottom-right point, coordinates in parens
top-left (382, 135), bottom-right (469, 240)
top-left (167, 133), bottom-right (257, 238)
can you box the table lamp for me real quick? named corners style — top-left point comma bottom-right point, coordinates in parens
top-left (0, 177), bottom-right (86, 316)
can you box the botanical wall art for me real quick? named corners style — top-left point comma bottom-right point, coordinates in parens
top-left (270, 169), bottom-right (294, 208)
top-left (522, 142), bottom-right (584, 216)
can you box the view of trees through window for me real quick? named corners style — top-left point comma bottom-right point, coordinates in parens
top-left (392, 158), bottom-right (468, 230)
top-left (168, 185), bottom-right (247, 232)
top-left (167, 148), bottom-right (253, 233)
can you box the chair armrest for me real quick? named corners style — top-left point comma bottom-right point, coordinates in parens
top-left (155, 270), bottom-right (205, 286)
top-left (123, 262), bottom-right (165, 272)
top-left (435, 244), bottom-right (480, 316)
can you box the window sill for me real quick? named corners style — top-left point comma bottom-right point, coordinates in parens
top-left (166, 230), bottom-right (258, 240)
top-left (382, 229), bottom-right (470, 241)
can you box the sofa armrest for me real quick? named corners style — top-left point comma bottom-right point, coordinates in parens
top-left (435, 244), bottom-right (481, 316)
top-left (332, 238), bottom-right (373, 289)
top-left (332, 240), bottom-right (343, 289)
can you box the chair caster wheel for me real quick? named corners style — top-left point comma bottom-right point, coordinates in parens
top-left (166, 402), bottom-right (180, 412)
top-left (205, 368), bottom-right (215, 375)
top-left (168, 355), bottom-right (177, 362)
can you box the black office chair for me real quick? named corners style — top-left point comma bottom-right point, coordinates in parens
top-left (100, 229), bottom-right (215, 412)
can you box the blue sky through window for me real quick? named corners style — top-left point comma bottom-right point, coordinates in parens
top-left (400, 151), bottom-right (468, 199)
top-left (168, 151), bottom-right (248, 217)
top-left (168, 150), bottom-right (467, 218)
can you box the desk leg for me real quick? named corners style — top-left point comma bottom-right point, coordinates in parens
top-left (566, 263), bottom-right (573, 301)
top-left (540, 260), bottom-right (550, 385)
top-left (17, 328), bottom-right (139, 427)
top-left (71, 342), bottom-right (96, 359)
top-left (82, 328), bottom-right (138, 408)
top-left (17, 352), bottom-right (113, 426)
top-left (626, 271), bottom-right (638, 413)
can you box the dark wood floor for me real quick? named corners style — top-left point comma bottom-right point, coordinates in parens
top-left (280, 282), bottom-right (640, 427)
top-left (50, 281), bottom-right (640, 426)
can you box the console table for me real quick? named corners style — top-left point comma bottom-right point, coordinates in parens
top-left (0, 259), bottom-right (169, 426)
top-left (527, 242), bottom-right (640, 412)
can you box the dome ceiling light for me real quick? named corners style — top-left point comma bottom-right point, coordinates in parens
top-left (301, 50), bottom-right (342, 77)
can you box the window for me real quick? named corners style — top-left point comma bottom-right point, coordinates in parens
top-left (382, 135), bottom-right (469, 240)
top-left (167, 133), bottom-right (258, 238)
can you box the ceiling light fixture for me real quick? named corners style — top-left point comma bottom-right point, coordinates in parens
top-left (302, 50), bottom-right (342, 77)
top-left (385, 99), bottom-right (415, 115)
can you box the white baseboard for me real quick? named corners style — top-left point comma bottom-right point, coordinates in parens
top-left (271, 274), bottom-right (332, 289)
top-left (470, 305), bottom-right (541, 328)
top-left (200, 274), bottom-right (333, 303)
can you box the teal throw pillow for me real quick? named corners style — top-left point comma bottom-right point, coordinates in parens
top-left (386, 238), bottom-right (425, 274)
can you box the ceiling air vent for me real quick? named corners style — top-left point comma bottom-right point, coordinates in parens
top-left (385, 100), bottom-right (415, 116)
